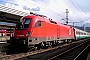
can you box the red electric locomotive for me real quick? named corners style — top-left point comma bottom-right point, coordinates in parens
top-left (10, 12), bottom-right (75, 49)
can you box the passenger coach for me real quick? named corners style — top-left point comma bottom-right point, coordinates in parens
top-left (74, 28), bottom-right (90, 40)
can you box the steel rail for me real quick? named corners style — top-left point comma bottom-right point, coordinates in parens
top-left (48, 40), bottom-right (89, 60)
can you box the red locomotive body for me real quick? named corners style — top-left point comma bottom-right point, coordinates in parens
top-left (10, 13), bottom-right (75, 48)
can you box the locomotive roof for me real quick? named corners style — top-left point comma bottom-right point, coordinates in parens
top-left (25, 15), bottom-right (72, 28)
top-left (23, 12), bottom-right (73, 29)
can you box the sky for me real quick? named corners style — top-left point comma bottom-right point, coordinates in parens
top-left (0, 0), bottom-right (90, 26)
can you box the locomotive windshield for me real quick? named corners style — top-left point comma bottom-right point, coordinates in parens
top-left (16, 18), bottom-right (32, 29)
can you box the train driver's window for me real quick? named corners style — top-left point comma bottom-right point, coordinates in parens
top-left (34, 21), bottom-right (41, 27)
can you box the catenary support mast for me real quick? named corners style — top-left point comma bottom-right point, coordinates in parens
top-left (66, 9), bottom-right (69, 25)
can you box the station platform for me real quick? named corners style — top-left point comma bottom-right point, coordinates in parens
top-left (0, 36), bottom-right (10, 42)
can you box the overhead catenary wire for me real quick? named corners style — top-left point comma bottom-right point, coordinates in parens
top-left (41, 0), bottom-right (65, 19)
top-left (51, 0), bottom-right (67, 10)
top-left (74, 0), bottom-right (86, 15)
top-left (23, 0), bottom-right (71, 23)
top-left (44, 0), bottom-right (69, 24)
top-left (69, 0), bottom-right (90, 22)
top-left (24, 0), bottom-right (62, 17)
top-left (37, 0), bottom-right (70, 24)
top-left (50, 0), bottom-right (69, 19)
top-left (23, 0), bottom-right (89, 25)
top-left (50, 0), bottom-right (86, 25)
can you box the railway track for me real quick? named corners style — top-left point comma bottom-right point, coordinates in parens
top-left (0, 42), bottom-right (69, 60)
top-left (0, 39), bottom-right (89, 60)
top-left (15, 39), bottom-right (90, 60)
top-left (49, 39), bottom-right (90, 60)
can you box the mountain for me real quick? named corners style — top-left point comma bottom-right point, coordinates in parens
top-left (68, 23), bottom-right (90, 33)
top-left (74, 26), bottom-right (90, 33)
top-left (83, 23), bottom-right (90, 27)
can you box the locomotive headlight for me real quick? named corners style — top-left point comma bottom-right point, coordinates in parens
top-left (26, 31), bottom-right (30, 36)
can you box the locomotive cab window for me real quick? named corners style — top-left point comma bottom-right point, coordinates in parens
top-left (24, 18), bottom-right (31, 28)
top-left (16, 18), bottom-right (32, 29)
top-left (34, 21), bottom-right (41, 27)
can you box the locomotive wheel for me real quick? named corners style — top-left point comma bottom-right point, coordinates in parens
top-left (69, 40), bottom-right (72, 43)
top-left (40, 42), bottom-right (45, 48)
top-left (48, 42), bottom-right (52, 47)
top-left (37, 44), bottom-right (41, 50)
top-left (51, 41), bottom-right (55, 47)
top-left (34, 44), bottom-right (40, 50)
top-left (34, 47), bottom-right (38, 50)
